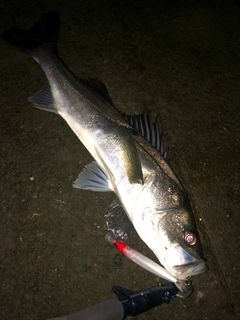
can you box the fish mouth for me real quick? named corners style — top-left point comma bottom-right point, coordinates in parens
top-left (172, 260), bottom-right (208, 280)
top-left (163, 242), bottom-right (208, 280)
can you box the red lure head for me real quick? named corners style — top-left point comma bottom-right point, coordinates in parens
top-left (114, 241), bottom-right (128, 254)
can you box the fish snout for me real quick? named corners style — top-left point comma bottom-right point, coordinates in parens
top-left (172, 260), bottom-right (208, 280)
top-left (164, 242), bottom-right (208, 280)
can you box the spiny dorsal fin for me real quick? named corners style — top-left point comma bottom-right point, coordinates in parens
top-left (123, 112), bottom-right (168, 159)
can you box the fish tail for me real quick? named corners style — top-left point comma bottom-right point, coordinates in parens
top-left (2, 11), bottom-right (60, 57)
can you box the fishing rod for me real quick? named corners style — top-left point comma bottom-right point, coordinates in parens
top-left (47, 241), bottom-right (193, 320)
top-left (47, 282), bottom-right (184, 320)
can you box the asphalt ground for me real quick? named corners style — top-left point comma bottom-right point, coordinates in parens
top-left (0, 1), bottom-right (239, 319)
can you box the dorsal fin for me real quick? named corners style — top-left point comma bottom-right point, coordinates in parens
top-left (82, 78), bottom-right (167, 159)
top-left (82, 78), bottom-right (114, 106)
top-left (123, 113), bottom-right (168, 159)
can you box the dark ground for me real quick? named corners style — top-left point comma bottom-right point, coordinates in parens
top-left (0, 1), bottom-right (240, 319)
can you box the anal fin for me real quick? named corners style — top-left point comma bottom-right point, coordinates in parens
top-left (28, 83), bottom-right (58, 113)
top-left (73, 161), bottom-right (113, 192)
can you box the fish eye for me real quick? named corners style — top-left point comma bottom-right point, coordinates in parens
top-left (184, 231), bottom-right (197, 246)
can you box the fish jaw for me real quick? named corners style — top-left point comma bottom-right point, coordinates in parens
top-left (157, 242), bottom-right (208, 280)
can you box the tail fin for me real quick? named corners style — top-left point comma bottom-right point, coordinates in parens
top-left (2, 11), bottom-right (60, 57)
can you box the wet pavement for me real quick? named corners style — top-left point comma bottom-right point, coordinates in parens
top-left (0, 1), bottom-right (239, 319)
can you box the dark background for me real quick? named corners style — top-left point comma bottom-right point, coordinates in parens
top-left (0, 1), bottom-right (239, 319)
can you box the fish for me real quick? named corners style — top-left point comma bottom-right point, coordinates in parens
top-left (2, 11), bottom-right (208, 281)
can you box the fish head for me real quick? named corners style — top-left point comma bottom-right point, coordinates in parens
top-left (152, 207), bottom-right (208, 280)
top-left (134, 204), bottom-right (208, 281)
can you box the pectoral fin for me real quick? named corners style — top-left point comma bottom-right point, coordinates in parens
top-left (94, 136), bottom-right (143, 186)
top-left (121, 137), bottom-right (143, 185)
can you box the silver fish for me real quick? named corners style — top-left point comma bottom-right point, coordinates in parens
top-left (3, 11), bottom-right (208, 281)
